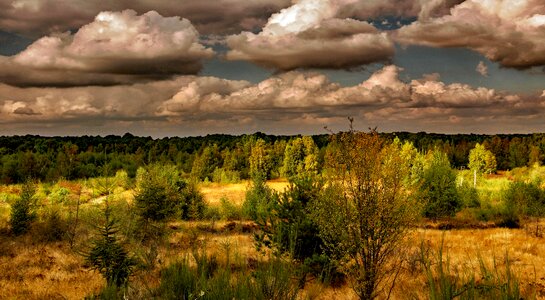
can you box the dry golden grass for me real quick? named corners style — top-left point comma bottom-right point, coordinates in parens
top-left (394, 227), bottom-right (545, 299)
top-left (0, 237), bottom-right (103, 299)
top-left (200, 179), bottom-right (289, 206)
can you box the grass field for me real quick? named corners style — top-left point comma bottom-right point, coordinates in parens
top-left (1, 176), bottom-right (545, 299)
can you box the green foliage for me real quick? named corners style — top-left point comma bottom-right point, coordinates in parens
top-left (178, 182), bottom-right (206, 220)
top-left (399, 140), bottom-right (426, 187)
top-left (419, 151), bottom-right (462, 219)
top-left (469, 143), bottom-right (497, 174)
top-left (191, 144), bottom-right (221, 181)
top-left (86, 202), bottom-right (136, 288)
top-left (10, 181), bottom-right (37, 235)
top-left (219, 197), bottom-right (243, 221)
top-left (500, 181), bottom-right (545, 228)
top-left (85, 284), bottom-right (125, 300)
top-left (211, 167), bottom-right (240, 183)
top-left (243, 176), bottom-right (276, 221)
top-left (457, 181), bottom-right (480, 208)
top-left (255, 176), bottom-right (324, 261)
top-left (134, 164), bottom-right (205, 221)
top-left (249, 139), bottom-right (273, 180)
top-left (281, 136), bottom-right (319, 180)
top-left (134, 183), bottom-right (176, 222)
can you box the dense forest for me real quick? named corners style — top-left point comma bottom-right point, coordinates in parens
top-left (1, 132), bottom-right (543, 184)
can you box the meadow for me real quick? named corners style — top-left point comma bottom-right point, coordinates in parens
top-left (1, 170), bottom-right (545, 299)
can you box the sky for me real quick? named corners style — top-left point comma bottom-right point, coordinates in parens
top-left (0, 0), bottom-right (544, 137)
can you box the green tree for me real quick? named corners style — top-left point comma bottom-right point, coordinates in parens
top-left (281, 137), bottom-right (318, 180)
top-left (10, 181), bottom-right (37, 235)
top-left (249, 139), bottom-right (272, 180)
top-left (86, 202), bottom-right (136, 288)
top-left (191, 144), bottom-right (221, 181)
top-left (312, 129), bottom-right (416, 299)
top-left (420, 151), bottom-right (462, 219)
top-left (468, 143), bottom-right (497, 174)
top-left (255, 176), bottom-right (324, 261)
top-left (528, 145), bottom-right (542, 166)
top-left (243, 176), bottom-right (276, 222)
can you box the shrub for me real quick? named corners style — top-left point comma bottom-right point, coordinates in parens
top-left (134, 164), bottom-right (206, 222)
top-left (211, 168), bottom-right (240, 184)
top-left (419, 151), bottom-right (462, 219)
top-left (243, 176), bottom-right (275, 221)
top-left (178, 181), bottom-right (206, 220)
top-left (10, 181), bottom-right (37, 235)
top-left (134, 182), bottom-right (176, 222)
top-left (457, 182), bottom-right (480, 208)
top-left (255, 176), bottom-right (324, 262)
top-left (500, 181), bottom-right (545, 228)
top-left (219, 197), bottom-right (243, 221)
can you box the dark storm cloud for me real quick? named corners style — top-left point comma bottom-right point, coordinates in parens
top-left (0, 0), bottom-right (292, 36)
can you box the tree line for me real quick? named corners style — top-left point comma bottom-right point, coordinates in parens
top-left (1, 132), bottom-right (544, 184)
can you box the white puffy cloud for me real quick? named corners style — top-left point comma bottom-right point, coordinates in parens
top-left (395, 0), bottom-right (545, 68)
top-left (1, 66), bottom-right (542, 135)
top-left (158, 65), bottom-right (525, 117)
top-left (476, 61), bottom-right (488, 77)
top-left (0, 10), bottom-right (213, 87)
top-left (226, 0), bottom-right (394, 70)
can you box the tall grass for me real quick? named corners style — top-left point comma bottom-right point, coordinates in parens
top-left (421, 239), bottom-right (529, 300)
top-left (154, 251), bottom-right (299, 300)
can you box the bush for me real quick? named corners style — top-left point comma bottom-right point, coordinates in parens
top-left (134, 164), bottom-right (206, 222)
top-left (211, 168), bottom-right (240, 184)
top-left (134, 182), bottom-right (176, 222)
top-left (255, 176), bottom-right (324, 261)
top-left (500, 181), bottom-right (545, 228)
top-left (10, 181), bottom-right (37, 235)
top-left (419, 151), bottom-right (462, 219)
top-left (243, 176), bottom-right (275, 221)
top-left (457, 182), bottom-right (480, 208)
top-left (178, 181), bottom-right (206, 220)
top-left (219, 197), bottom-right (243, 221)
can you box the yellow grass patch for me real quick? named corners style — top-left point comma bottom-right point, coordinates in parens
top-left (200, 179), bottom-right (289, 206)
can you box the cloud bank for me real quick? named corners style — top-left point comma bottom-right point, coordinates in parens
top-left (226, 0), bottom-right (394, 70)
top-left (0, 10), bottom-right (213, 87)
top-left (2, 66), bottom-right (541, 135)
top-left (396, 0), bottom-right (545, 68)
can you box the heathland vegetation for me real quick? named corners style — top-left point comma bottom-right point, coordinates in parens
top-left (2, 128), bottom-right (545, 299)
